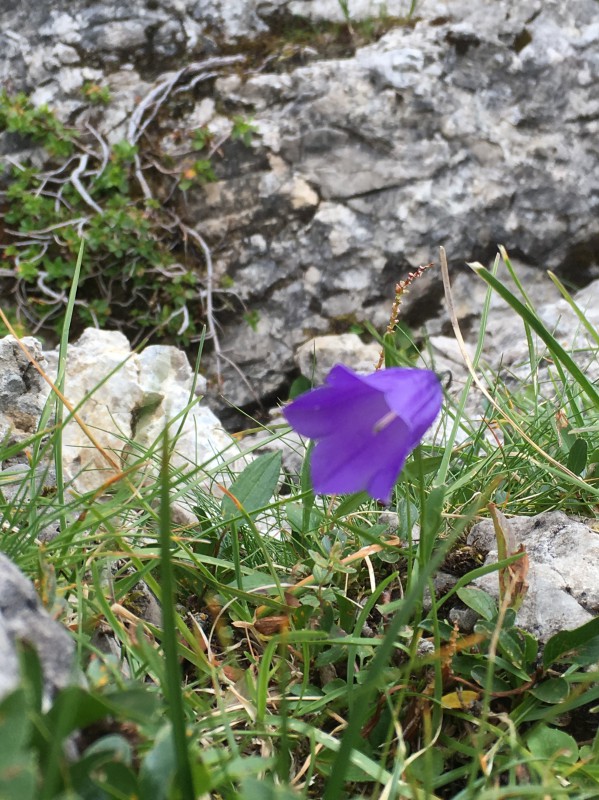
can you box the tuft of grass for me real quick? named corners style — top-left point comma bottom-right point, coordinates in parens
top-left (0, 246), bottom-right (598, 798)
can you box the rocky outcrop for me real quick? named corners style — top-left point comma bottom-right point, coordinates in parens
top-left (467, 511), bottom-right (599, 643)
top-left (0, 336), bottom-right (50, 444)
top-left (197, 0), bottom-right (599, 407)
top-left (0, 553), bottom-right (77, 706)
top-left (0, 330), bottom-right (242, 499)
top-left (1, 0), bottom-right (598, 412)
top-left (294, 269), bottom-right (599, 406)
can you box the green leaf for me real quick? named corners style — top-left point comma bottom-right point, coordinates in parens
top-left (0, 754), bottom-right (36, 800)
top-left (286, 502), bottom-right (321, 535)
top-left (382, 330), bottom-right (401, 367)
top-left (567, 437), bottom-right (588, 475)
top-left (421, 484), bottom-right (446, 563)
top-left (331, 492), bottom-right (369, 518)
top-left (103, 687), bottom-right (161, 723)
top-left (470, 666), bottom-right (511, 693)
top-left (44, 687), bottom-right (114, 738)
top-left (288, 375), bottom-right (312, 399)
top-left (0, 690), bottom-right (31, 768)
top-left (529, 678), bottom-right (569, 704)
top-left (457, 587), bottom-right (497, 621)
top-left (527, 726), bottom-right (579, 765)
top-left (543, 617), bottom-right (599, 668)
top-left (498, 627), bottom-right (525, 665)
top-left (222, 452), bottom-right (282, 521)
top-left (522, 629), bottom-right (539, 666)
top-left (139, 724), bottom-right (177, 800)
top-left (238, 777), bottom-right (301, 799)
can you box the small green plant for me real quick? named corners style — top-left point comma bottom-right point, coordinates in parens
top-left (243, 309), bottom-right (260, 331)
top-left (191, 126), bottom-right (213, 151)
top-left (81, 81), bottom-right (112, 105)
top-left (0, 91), bottom-right (75, 157)
top-left (178, 159), bottom-right (217, 191)
top-left (0, 92), bottom-right (236, 345)
top-left (231, 115), bottom-right (258, 147)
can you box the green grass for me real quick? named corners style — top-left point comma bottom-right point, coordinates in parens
top-left (0, 247), bottom-right (598, 799)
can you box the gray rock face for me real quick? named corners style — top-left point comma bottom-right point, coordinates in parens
top-left (1, 0), bottom-right (598, 411)
top-left (467, 511), bottom-right (599, 643)
top-left (192, 0), bottom-right (599, 406)
top-left (0, 336), bottom-right (50, 443)
top-left (0, 553), bottom-right (76, 705)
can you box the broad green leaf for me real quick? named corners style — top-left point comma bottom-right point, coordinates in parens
top-left (44, 687), bottom-right (114, 737)
top-left (470, 666), bottom-right (511, 693)
top-left (457, 587), bottom-right (497, 621)
top-left (288, 375), bottom-right (312, 399)
top-left (139, 723), bottom-right (177, 800)
top-left (103, 687), bottom-right (161, 723)
top-left (332, 492), bottom-right (369, 518)
top-left (17, 643), bottom-right (43, 715)
top-left (222, 452), bottom-right (282, 521)
top-left (0, 690), bottom-right (30, 767)
top-left (0, 755), bottom-right (36, 800)
top-left (286, 501), bottom-right (322, 535)
top-left (522, 629), bottom-right (539, 667)
top-left (239, 777), bottom-right (302, 799)
top-left (543, 617), bottom-right (599, 667)
top-left (527, 726), bottom-right (579, 765)
top-left (89, 760), bottom-right (139, 797)
top-left (567, 437), bottom-right (588, 475)
top-left (498, 627), bottom-right (525, 665)
top-left (530, 678), bottom-right (569, 704)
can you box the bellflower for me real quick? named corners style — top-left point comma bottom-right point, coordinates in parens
top-left (283, 364), bottom-right (442, 504)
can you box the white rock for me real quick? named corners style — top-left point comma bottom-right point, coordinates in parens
top-left (467, 511), bottom-right (599, 642)
top-left (134, 344), bottom-right (237, 481)
top-left (46, 330), bottom-right (142, 493)
top-left (296, 333), bottom-right (381, 384)
top-left (44, 329), bottom-right (240, 495)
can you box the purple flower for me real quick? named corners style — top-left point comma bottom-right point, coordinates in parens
top-left (283, 365), bottom-right (442, 503)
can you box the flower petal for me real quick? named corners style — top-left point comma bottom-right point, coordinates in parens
top-left (310, 416), bottom-right (411, 503)
top-left (362, 368), bottom-right (442, 439)
top-left (283, 365), bottom-right (382, 438)
top-left (284, 364), bottom-right (443, 503)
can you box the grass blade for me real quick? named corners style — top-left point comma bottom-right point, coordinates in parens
top-left (469, 262), bottom-right (599, 410)
top-left (158, 432), bottom-right (198, 800)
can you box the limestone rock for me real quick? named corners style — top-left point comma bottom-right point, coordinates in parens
top-left (467, 511), bottom-right (599, 642)
top-left (1, 0), bottom-right (598, 413)
top-left (45, 329), bottom-right (143, 493)
top-left (0, 336), bottom-right (50, 443)
top-left (133, 343), bottom-right (236, 484)
top-left (0, 553), bottom-right (77, 706)
top-left (295, 334), bottom-right (381, 384)
top-left (43, 329), bottom-right (241, 494)
top-left (197, 0), bottom-right (599, 407)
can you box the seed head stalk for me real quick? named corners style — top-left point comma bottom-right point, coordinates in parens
top-left (376, 262), bottom-right (434, 370)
